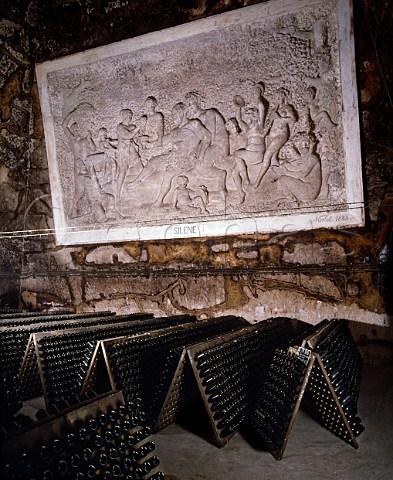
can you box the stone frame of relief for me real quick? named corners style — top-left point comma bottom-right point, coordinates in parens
top-left (36, 0), bottom-right (363, 245)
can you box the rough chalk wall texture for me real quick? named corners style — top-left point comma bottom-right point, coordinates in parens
top-left (0, 0), bottom-right (392, 326)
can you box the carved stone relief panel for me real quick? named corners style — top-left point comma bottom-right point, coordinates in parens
top-left (36, 0), bottom-right (363, 245)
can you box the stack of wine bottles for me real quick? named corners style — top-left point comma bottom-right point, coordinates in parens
top-left (1, 309), bottom-right (365, 462)
top-left (192, 330), bottom-right (255, 440)
top-left (303, 358), bottom-right (358, 446)
top-left (245, 319), bottom-right (364, 459)
top-left (1, 311), bottom-right (126, 400)
top-left (307, 320), bottom-right (364, 438)
top-left (0, 390), bottom-right (165, 479)
top-left (0, 370), bottom-right (23, 419)
top-left (0, 308), bottom-right (24, 315)
top-left (248, 348), bottom-right (308, 459)
top-left (3, 312), bottom-right (152, 406)
top-left (148, 319), bottom-right (308, 441)
top-left (34, 315), bottom-right (197, 406)
top-left (0, 309), bottom-right (77, 325)
top-left (140, 321), bottom-right (247, 425)
top-left (187, 318), bottom-right (310, 443)
top-left (0, 313), bottom-right (102, 403)
top-left (105, 316), bottom-right (248, 425)
top-left (151, 345), bottom-right (190, 432)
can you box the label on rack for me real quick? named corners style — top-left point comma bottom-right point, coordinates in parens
top-left (296, 346), bottom-right (312, 365)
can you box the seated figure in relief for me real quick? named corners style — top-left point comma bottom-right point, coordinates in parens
top-left (129, 102), bottom-right (212, 206)
top-left (269, 132), bottom-right (322, 205)
top-left (137, 96), bottom-right (164, 152)
top-left (185, 91), bottom-right (229, 169)
top-left (172, 175), bottom-right (209, 214)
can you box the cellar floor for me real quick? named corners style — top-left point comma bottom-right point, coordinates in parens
top-left (22, 364), bottom-right (393, 480)
top-left (153, 364), bottom-right (393, 480)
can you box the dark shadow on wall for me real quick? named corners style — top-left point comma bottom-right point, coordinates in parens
top-left (0, 289), bottom-right (20, 309)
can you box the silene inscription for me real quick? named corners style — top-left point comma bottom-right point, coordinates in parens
top-left (172, 224), bottom-right (200, 237)
top-left (36, 0), bottom-right (364, 244)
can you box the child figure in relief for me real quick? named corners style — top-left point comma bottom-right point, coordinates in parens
top-left (172, 175), bottom-right (209, 214)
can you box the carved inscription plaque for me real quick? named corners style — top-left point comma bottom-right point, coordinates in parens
top-left (36, 0), bottom-right (364, 244)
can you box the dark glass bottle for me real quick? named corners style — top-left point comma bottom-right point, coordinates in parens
top-left (43, 470), bottom-right (55, 480)
top-left (141, 455), bottom-right (160, 474)
top-left (88, 418), bottom-right (99, 431)
top-left (57, 459), bottom-right (69, 476)
top-left (78, 427), bottom-right (88, 441)
top-left (108, 409), bottom-right (118, 422)
top-left (118, 442), bottom-right (127, 454)
top-left (66, 432), bottom-right (77, 448)
top-left (112, 464), bottom-right (122, 477)
top-left (98, 413), bottom-right (109, 426)
top-left (86, 464), bottom-right (96, 478)
top-left (71, 453), bottom-right (81, 468)
top-left (99, 453), bottom-right (109, 467)
top-left (40, 444), bottom-right (51, 460)
top-left (109, 447), bottom-right (118, 460)
top-left (148, 472), bottom-right (165, 480)
top-left (94, 433), bottom-right (104, 448)
top-left (83, 447), bottom-right (93, 461)
top-left (52, 438), bottom-right (63, 454)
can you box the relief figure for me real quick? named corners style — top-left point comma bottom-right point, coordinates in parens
top-left (84, 152), bottom-right (117, 222)
top-left (88, 127), bottom-right (118, 218)
top-left (253, 87), bottom-right (298, 188)
top-left (116, 108), bottom-right (143, 206)
top-left (62, 111), bottom-right (96, 218)
top-left (172, 175), bottom-right (209, 214)
top-left (308, 53), bottom-right (340, 128)
top-left (305, 86), bottom-right (337, 131)
top-left (129, 102), bottom-right (211, 206)
top-left (185, 91), bottom-right (229, 169)
top-left (226, 117), bottom-right (247, 155)
top-left (137, 96), bottom-right (164, 152)
top-left (270, 132), bottom-right (322, 204)
top-left (232, 83), bottom-right (269, 203)
top-left (94, 127), bottom-right (118, 186)
top-left (224, 117), bottom-right (247, 192)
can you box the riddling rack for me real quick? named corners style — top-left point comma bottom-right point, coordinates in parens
top-left (2, 312), bottom-right (150, 402)
top-left (0, 390), bottom-right (165, 479)
top-left (249, 347), bottom-right (316, 460)
top-left (11, 312), bottom-right (153, 403)
top-left (155, 318), bottom-right (310, 447)
top-left (248, 319), bottom-right (364, 460)
top-left (0, 309), bottom-right (80, 324)
top-left (83, 316), bottom-right (249, 427)
top-left (1, 311), bottom-right (146, 414)
top-left (0, 308), bottom-right (24, 315)
top-left (304, 319), bottom-right (364, 438)
top-left (2, 311), bottom-right (365, 464)
top-left (26, 315), bottom-right (197, 407)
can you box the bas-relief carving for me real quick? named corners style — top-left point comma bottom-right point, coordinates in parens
top-left (36, 0), bottom-right (363, 244)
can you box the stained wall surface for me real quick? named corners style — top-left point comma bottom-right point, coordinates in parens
top-left (0, 1), bottom-right (392, 331)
